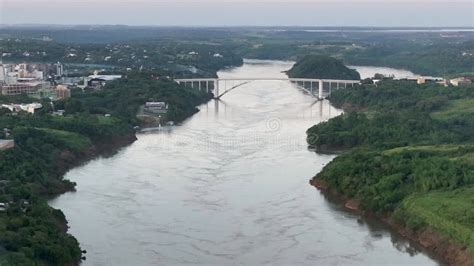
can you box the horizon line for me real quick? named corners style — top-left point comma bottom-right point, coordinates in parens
top-left (1, 24), bottom-right (474, 29)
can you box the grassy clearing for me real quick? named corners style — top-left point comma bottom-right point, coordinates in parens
top-left (383, 145), bottom-right (474, 166)
top-left (382, 145), bottom-right (468, 156)
top-left (397, 187), bottom-right (474, 254)
top-left (96, 115), bottom-right (121, 125)
top-left (452, 154), bottom-right (474, 165)
top-left (35, 128), bottom-right (91, 152)
top-left (431, 98), bottom-right (474, 121)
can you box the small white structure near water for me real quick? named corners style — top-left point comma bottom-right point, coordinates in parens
top-left (0, 139), bottom-right (14, 151)
top-left (144, 102), bottom-right (168, 114)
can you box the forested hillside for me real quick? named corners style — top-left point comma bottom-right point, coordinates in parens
top-left (307, 81), bottom-right (474, 265)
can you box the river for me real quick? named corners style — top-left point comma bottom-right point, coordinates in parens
top-left (49, 60), bottom-right (439, 265)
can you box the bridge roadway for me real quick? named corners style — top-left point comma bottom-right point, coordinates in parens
top-left (174, 78), bottom-right (360, 99)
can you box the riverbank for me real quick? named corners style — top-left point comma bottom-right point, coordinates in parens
top-left (310, 179), bottom-right (473, 265)
top-left (0, 71), bottom-right (213, 265)
top-left (52, 132), bottom-right (138, 259)
top-left (0, 118), bottom-right (137, 264)
top-left (55, 132), bottom-right (138, 185)
top-left (307, 80), bottom-right (474, 265)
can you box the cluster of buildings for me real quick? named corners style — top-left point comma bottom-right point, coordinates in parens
top-left (0, 199), bottom-right (30, 212)
top-left (0, 61), bottom-right (71, 100)
top-left (448, 77), bottom-right (473, 87)
top-left (413, 76), bottom-right (473, 87)
top-left (378, 75), bottom-right (473, 87)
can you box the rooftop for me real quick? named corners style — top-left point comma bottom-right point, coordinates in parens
top-left (88, 74), bottom-right (122, 81)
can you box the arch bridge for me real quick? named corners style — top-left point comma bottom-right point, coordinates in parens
top-left (174, 78), bottom-right (360, 100)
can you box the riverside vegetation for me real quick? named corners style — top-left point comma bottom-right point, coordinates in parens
top-left (0, 72), bottom-right (212, 265)
top-left (307, 80), bottom-right (474, 265)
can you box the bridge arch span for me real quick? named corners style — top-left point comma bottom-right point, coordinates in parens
top-left (174, 77), bottom-right (360, 100)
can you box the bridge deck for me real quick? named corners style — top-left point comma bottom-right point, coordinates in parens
top-left (174, 77), bottom-right (360, 100)
top-left (175, 78), bottom-right (360, 83)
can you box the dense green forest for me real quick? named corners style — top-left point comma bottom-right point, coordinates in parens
top-left (307, 81), bottom-right (474, 262)
top-left (0, 72), bottom-right (211, 265)
top-left (0, 117), bottom-right (128, 265)
top-left (287, 55), bottom-right (360, 80)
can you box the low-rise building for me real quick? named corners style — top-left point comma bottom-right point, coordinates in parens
top-left (55, 85), bottom-right (71, 99)
top-left (436, 79), bottom-right (450, 87)
top-left (0, 139), bottom-right (14, 151)
top-left (1, 103), bottom-right (43, 114)
top-left (144, 102), bottom-right (168, 114)
top-left (450, 77), bottom-right (472, 87)
top-left (1, 82), bottom-right (43, 95)
top-left (400, 76), bottom-right (443, 84)
top-left (52, 110), bottom-right (66, 116)
top-left (87, 74), bottom-right (122, 89)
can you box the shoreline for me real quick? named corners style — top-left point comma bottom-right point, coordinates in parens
top-left (310, 178), bottom-right (474, 265)
top-left (305, 77), bottom-right (474, 266)
top-left (55, 133), bottom-right (138, 182)
top-left (50, 103), bottom-right (210, 263)
top-left (50, 132), bottom-right (138, 261)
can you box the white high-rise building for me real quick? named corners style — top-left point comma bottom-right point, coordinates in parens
top-left (0, 59), bottom-right (5, 84)
top-left (56, 62), bottom-right (64, 77)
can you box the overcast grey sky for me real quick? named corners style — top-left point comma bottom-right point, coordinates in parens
top-left (1, 0), bottom-right (473, 27)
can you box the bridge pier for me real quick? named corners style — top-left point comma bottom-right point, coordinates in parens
top-left (318, 80), bottom-right (324, 99)
top-left (215, 79), bottom-right (219, 99)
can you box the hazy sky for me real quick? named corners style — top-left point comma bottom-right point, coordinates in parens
top-left (1, 0), bottom-right (473, 27)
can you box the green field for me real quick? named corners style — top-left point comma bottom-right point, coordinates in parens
top-left (396, 187), bottom-right (474, 254)
top-left (382, 145), bottom-right (470, 156)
